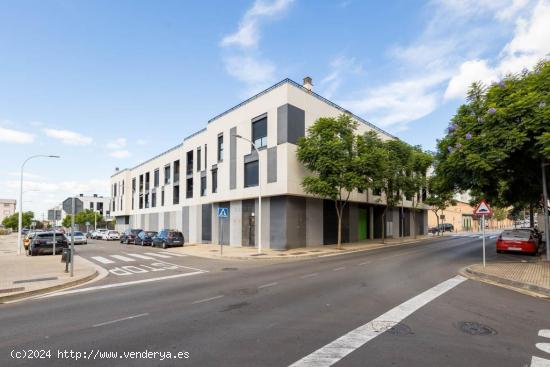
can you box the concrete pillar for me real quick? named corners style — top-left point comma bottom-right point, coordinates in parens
top-left (230, 201), bottom-right (242, 246)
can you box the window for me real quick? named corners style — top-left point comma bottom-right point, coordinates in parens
top-left (97, 202), bottom-right (103, 213)
top-left (252, 117), bottom-right (267, 148)
top-left (154, 169), bottom-right (159, 187)
top-left (164, 165), bottom-right (171, 184)
top-left (139, 175), bottom-right (144, 192)
top-left (204, 145), bottom-right (207, 168)
top-left (132, 178), bottom-right (136, 193)
top-left (132, 197), bottom-right (134, 210)
top-left (422, 188), bottom-right (427, 201)
top-left (244, 160), bottom-right (259, 187)
top-left (145, 194), bottom-right (149, 208)
top-left (173, 185), bottom-right (180, 205)
top-left (174, 160), bottom-right (180, 183)
top-left (197, 147), bottom-right (201, 172)
top-left (145, 172), bottom-right (150, 191)
top-left (90, 202), bottom-right (94, 209)
top-left (113, 183), bottom-right (117, 197)
top-left (201, 176), bottom-right (207, 196)
top-left (122, 180), bottom-right (125, 195)
top-left (161, 188), bottom-right (165, 206)
top-left (186, 151), bottom-right (193, 175)
top-left (186, 178), bottom-right (193, 198)
top-left (139, 195), bottom-right (143, 209)
top-left (217, 134), bottom-right (224, 161)
top-left (212, 168), bottom-right (218, 193)
top-left (152, 192), bottom-right (156, 207)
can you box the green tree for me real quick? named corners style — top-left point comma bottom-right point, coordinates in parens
top-left (62, 215), bottom-right (72, 228)
top-left (435, 60), bottom-right (550, 217)
top-left (1, 211), bottom-right (34, 230)
top-left (297, 114), bottom-right (382, 249)
top-left (406, 148), bottom-right (433, 238)
top-left (75, 209), bottom-right (103, 226)
top-left (424, 176), bottom-right (457, 235)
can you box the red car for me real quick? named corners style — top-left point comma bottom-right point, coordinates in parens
top-left (496, 229), bottom-right (540, 255)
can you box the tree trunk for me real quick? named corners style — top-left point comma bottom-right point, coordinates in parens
top-left (335, 201), bottom-right (342, 250)
top-left (412, 197), bottom-right (417, 239)
top-left (382, 208), bottom-right (386, 244)
top-left (529, 203), bottom-right (535, 228)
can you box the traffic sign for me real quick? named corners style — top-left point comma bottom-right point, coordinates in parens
top-left (473, 199), bottom-right (493, 216)
top-left (217, 207), bottom-right (229, 218)
top-left (48, 209), bottom-right (62, 221)
top-left (63, 197), bottom-right (83, 214)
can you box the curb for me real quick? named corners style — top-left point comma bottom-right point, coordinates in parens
top-left (167, 236), bottom-right (441, 261)
top-left (0, 270), bottom-right (99, 304)
top-left (461, 266), bottom-right (550, 299)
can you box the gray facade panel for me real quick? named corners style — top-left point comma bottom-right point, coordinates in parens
top-left (269, 196), bottom-right (287, 250)
top-left (230, 127), bottom-right (237, 190)
top-left (219, 201), bottom-right (231, 245)
top-left (164, 212), bottom-right (170, 230)
top-left (348, 203), bottom-right (358, 243)
top-left (150, 213), bottom-right (159, 231)
top-left (182, 206), bottom-right (189, 243)
top-left (277, 104), bottom-right (305, 145)
top-left (286, 196), bottom-right (306, 249)
top-left (202, 204), bottom-right (212, 242)
top-left (267, 146), bottom-right (277, 183)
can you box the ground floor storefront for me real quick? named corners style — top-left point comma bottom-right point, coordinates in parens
top-left (115, 195), bottom-right (428, 250)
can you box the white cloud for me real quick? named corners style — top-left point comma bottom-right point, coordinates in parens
top-left (221, 0), bottom-right (294, 49)
top-left (107, 137), bottom-right (127, 150)
top-left (444, 60), bottom-right (498, 99)
top-left (43, 128), bottom-right (93, 145)
top-left (0, 127), bottom-right (35, 144)
top-left (320, 56), bottom-right (364, 99)
top-left (224, 56), bottom-right (276, 94)
top-left (109, 150), bottom-right (131, 159)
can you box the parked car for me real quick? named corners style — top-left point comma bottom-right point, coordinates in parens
top-left (120, 228), bottom-right (143, 244)
top-left (92, 229), bottom-right (108, 239)
top-left (152, 230), bottom-right (184, 249)
top-left (66, 231), bottom-right (87, 244)
top-left (103, 230), bottom-right (120, 241)
top-left (27, 232), bottom-right (68, 256)
top-left (135, 231), bottom-right (158, 246)
top-left (496, 229), bottom-right (540, 255)
top-left (23, 232), bottom-right (37, 250)
top-left (21, 228), bottom-right (29, 235)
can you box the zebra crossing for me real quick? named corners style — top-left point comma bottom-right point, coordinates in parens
top-left (91, 252), bottom-right (187, 265)
top-left (450, 233), bottom-right (500, 239)
top-left (88, 251), bottom-right (192, 277)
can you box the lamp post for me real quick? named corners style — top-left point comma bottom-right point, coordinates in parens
top-left (542, 161), bottom-right (549, 261)
top-left (233, 134), bottom-right (263, 254)
top-left (18, 155), bottom-right (60, 255)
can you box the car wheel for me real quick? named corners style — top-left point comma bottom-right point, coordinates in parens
top-left (162, 242), bottom-right (167, 249)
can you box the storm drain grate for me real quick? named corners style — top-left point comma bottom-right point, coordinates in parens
top-left (457, 321), bottom-right (497, 336)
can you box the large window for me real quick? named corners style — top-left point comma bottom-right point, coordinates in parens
top-left (132, 178), bottom-right (136, 193)
top-left (152, 192), bottom-right (156, 208)
top-left (161, 188), bottom-right (165, 206)
top-left (186, 151), bottom-right (193, 175)
top-left (186, 178), bottom-right (193, 198)
top-left (139, 175), bottom-right (144, 192)
top-left (154, 169), bottom-right (159, 187)
top-left (244, 160), bottom-right (259, 187)
top-left (197, 147), bottom-right (201, 172)
top-left (252, 117), bottom-right (267, 148)
top-left (217, 134), bottom-right (224, 161)
top-left (200, 176), bottom-right (207, 196)
top-left (212, 168), bottom-right (218, 193)
top-left (174, 160), bottom-right (180, 183)
top-left (164, 164), bottom-right (171, 184)
top-left (139, 195), bottom-right (143, 209)
top-left (145, 172), bottom-right (150, 191)
top-left (173, 185), bottom-right (180, 205)
top-left (145, 193), bottom-right (149, 208)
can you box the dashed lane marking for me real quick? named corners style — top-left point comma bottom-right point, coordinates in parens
top-left (91, 256), bottom-right (115, 264)
top-left (110, 255), bottom-right (136, 262)
top-left (536, 343), bottom-right (550, 354)
top-left (93, 313), bottom-right (149, 328)
top-left (333, 267), bottom-right (346, 271)
top-left (289, 275), bottom-right (467, 367)
top-left (540, 330), bottom-right (550, 338)
top-left (300, 273), bottom-right (318, 279)
top-left (192, 295), bottom-right (224, 304)
top-left (144, 252), bottom-right (172, 259)
top-left (531, 356), bottom-right (550, 366)
top-left (258, 282), bottom-right (278, 289)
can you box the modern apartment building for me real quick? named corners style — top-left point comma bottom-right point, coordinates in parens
top-left (110, 78), bottom-right (429, 249)
top-left (0, 199), bottom-right (16, 224)
top-left (55, 194), bottom-right (112, 220)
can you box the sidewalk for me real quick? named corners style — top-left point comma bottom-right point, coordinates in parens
top-left (166, 235), bottom-right (436, 260)
top-left (463, 261), bottom-right (550, 298)
top-left (0, 234), bottom-right (99, 303)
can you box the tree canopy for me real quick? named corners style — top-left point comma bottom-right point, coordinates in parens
top-left (1, 211), bottom-right (34, 230)
top-left (434, 60), bottom-right (550, 210)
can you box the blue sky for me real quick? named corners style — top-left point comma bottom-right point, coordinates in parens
top-left (1, 0), bottom-right (549, 216)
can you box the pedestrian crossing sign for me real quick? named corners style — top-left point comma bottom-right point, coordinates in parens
top-left (217, 207), bottom-right (229, 218)
top-left (474, 199), bottom-right (493, 216)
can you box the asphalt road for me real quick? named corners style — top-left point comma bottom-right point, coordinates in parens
top-left (0, 235), bottom-right (548, 366)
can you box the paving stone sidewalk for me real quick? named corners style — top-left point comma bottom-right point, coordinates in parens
top-left (166, 235), bottom-right (435, 260)
top-left (465, 261), bottom-right (550, 297)
top-left (0, 234), bottom-right (99, 303)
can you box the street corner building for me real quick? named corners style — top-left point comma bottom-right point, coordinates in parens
top-left (110, 78), bottom-right (429, 249)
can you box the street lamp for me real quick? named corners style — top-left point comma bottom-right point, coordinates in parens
top-left (233, 134), bottom-right (263, 255)
top-left (17, 155), bottom-right (60, 255)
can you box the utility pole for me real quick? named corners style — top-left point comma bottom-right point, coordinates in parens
top-left (542, 161), bottom-right (549, 261)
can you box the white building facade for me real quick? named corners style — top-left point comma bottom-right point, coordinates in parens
top-left (54, 194), bottom-right (112, 220)
top-left (110, 78), bottom-right (429, 249)
top-left (0, 199), bottom-right (16, 224)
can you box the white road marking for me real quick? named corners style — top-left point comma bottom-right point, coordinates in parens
top-left (489, 235), bottom-right (497, 239)
top-left (318, 253), bottom-right (348, 258)
top-left (300, 273), bottom-right (318, 279)
top-left (165, 252), bottom-right (188, 257)
top-left (536, 343), bottom-right (550, 354)
top-left (39, 271), bottom-right (207, 298)
top-left (144, 252), bottom-right (172, 258)
top-left (289, 275), bottom-right (467, 367)
top-left (540, 330), bottom-right (550, 338)
top-left (126, 253), bottom-right (156, 260)
top-left (358, 261), bottom-right (371, 266)
top-left (91, 256), bottom-right (115, 264)
top-left (93, 313), bottom-right (149, 327)
top-left (110, 255), bottom-right (136, 262)
top-left (258, 282), bottom-right (278, 289)
top-left (333, 267), bottom-right (346, 271)
top-left (192, 295), bottom-right (224, 304)
top-left (531, 356), bottom-right (550, 367)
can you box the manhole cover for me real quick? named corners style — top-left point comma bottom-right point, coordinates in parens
top-left (457, 321), bottom-right (497, 336)
top-left (221, 267), bottom-right (238, 271)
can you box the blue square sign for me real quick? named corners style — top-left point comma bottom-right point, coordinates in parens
top-left (217, 207), bottom-right (229, 218)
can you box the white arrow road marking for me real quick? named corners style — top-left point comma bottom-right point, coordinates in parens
top-left (289, 275), bottom-right (467, 367)
top-left (539, 330), bottom-right (550, 338)
top-left (110, 255), bottom-right (136, 262)
top-left (91, 256), bottom-right (115, 264)
top-left (536, 344), bottom-right (550, 354)
top-left (126, 253), bottom-right (156, 260)
top-left (531, 356), bottom-right (550, 366)
top-left (144, 252), bottom-right (172, 258)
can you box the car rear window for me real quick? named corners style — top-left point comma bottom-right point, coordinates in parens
top-left (131, 229), bottom-right (143, 234)
top-left (73, 232), bottom-right (83, 236)
top-left (501, 230), bottom-right (530, 240)
top-left (170, 232), bottom-right (183, 238)
top-left (146, 231), bottom-right (157, 236)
